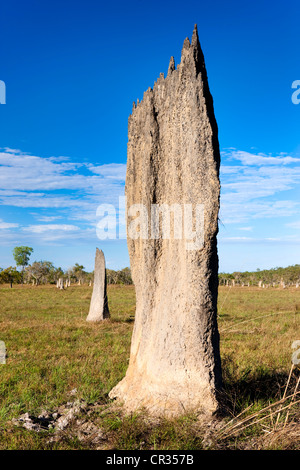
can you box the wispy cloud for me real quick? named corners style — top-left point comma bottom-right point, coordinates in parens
top-left (1, 147), bottom-right (299, 248)
top-left (0, 219), bottom-right (19, 229)
top-left (0, 148), bottom-right (126, 194)
top-left (220, 149), bottom-right (300, 224)
top-left (0, 147), bottom-right (126, 245)
top-left (227, 149), bottom-right (300, 166)
top-left (22, 224), bottom-right (80, 233)
top-left (33, 215), bottom-right (63, 222)
top-left (88, 163), bottom-right (127, 180)
top-left (286, 221), bottom-right (300, 229)
top-left (0, 148), bottom-right (126, 208)
top-left (222, 236), bottom-right (254, 241)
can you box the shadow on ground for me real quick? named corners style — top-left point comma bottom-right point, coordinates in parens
top-left (218, 355), bottom-right (297, 417)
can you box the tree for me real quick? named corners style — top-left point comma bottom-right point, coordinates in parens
top-left (0, 267), bottom-right (21, 288)
top-left (106, 268), bottom-right (133, 285)
top-left (51, 267), bottom-right (65, 284)
top-left (26, 261), bottom-right (54, 285)
top-left (69, 263), bottom-right (87, 284)
top-left (13, 246), bottom-right (33, 284)
top-left (118, 267), bottom-right (133, 285)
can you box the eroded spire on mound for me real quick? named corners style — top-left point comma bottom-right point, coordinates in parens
top-left (191, 23), bottom-right (205, 74)
top-left (191, 24), bottom-right (200, 48)
top-left (179, 25), bottom-right (205, 76)
top-left (167, 56), bottom-right (175, 76)
top-left (182, 36), bottom-right (190, 51)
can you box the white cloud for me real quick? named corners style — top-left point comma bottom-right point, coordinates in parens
top-left (220, 148), bottom-right (300, 224)
top-left (222, 236), bottom-right (253, 241)
top-left (23, 224), bottom-right (80, 233)
top-left (0, 149), bottom-right (125, 223)
top-left (88, 163), bottom-right (127, 180)
top-left (1, 146), bottom-right (299, 248)
top-left (0, 148), bottom-right (126, 192)
top-left (286, 221), bottom-right (300, 229)
top-left (0, 219), bottom-right (19, 229)
top-left (0, 148), bottom-right (127, 247)
top-left (34, 215), bottom-right (63, 222)
top-left (225, 149), bottom-right (300, 166)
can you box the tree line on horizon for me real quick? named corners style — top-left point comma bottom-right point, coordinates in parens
top-left (0, 246), bottom-right (133, 287)
top-left (0, 246), bottom-right (299, 288)
top-left (219, 264), bottom-right (300, 287)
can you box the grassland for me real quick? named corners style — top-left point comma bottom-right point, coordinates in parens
top-left (0, 283), bottom-right (300, 450)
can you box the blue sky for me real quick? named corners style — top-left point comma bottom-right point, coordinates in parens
top-left (0, 0), bottom-right (299, 273)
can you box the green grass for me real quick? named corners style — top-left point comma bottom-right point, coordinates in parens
top-left (0, 283), bottom-right (300, 449)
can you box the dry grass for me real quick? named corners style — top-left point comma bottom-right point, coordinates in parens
top-left (0, 283), bottom-right (300, 449)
